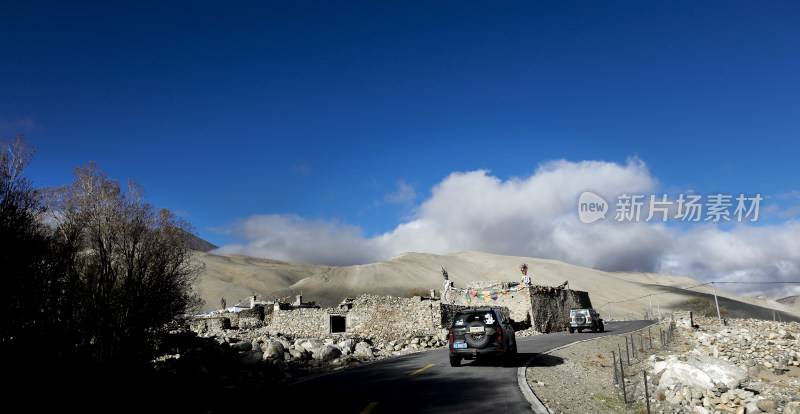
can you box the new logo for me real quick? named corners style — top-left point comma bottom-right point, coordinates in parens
top-left (578, 191), bottom-right (608, 223)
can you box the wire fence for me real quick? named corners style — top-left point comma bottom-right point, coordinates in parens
top-left (608, 321), bottom-right (676, 412)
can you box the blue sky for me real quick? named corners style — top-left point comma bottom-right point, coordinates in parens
top-left (2, 1), bottom-right (799, 296)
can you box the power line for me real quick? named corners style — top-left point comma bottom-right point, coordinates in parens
top-left (598, 280), bottom-right (800, 309)
top-left (597, 282), bottom-right (708, 308)
top-left (713, 281), bottom-right (800, 284)
top-left (596, 280), bottom-right (800, 324)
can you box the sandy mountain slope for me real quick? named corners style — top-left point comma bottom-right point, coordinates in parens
top-left (193, 250), bottom-right (800, 322)
top-left (193, 251), bottom-right (331, 311)
top-left (777, 295), bottom-right (800, 311)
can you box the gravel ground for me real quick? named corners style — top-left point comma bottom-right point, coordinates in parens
top-left (525, 322), bottom-right (673, 414)
top-left (525, 320), bottom-right (800, 414)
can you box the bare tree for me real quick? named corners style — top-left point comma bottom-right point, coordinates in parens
top-left (0, 136), bottom-right (67, 362)
top-left (46, 162), bottom-right (203, 362)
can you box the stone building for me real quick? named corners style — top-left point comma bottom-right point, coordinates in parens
top-left (444, 280), bottom-right (591, 333)
top-left (232, 280), bottom-right (593, 341)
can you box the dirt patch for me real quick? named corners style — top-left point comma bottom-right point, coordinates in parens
top-left (526, 322), bottom-right (673, 413)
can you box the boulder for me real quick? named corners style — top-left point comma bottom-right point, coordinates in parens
top-left (338, 339), bottom-right (355, 355)
top-left (298, 338), bottom-right (325, 352)
top-left (657, 355), bottom-right (748, 390)
top-left (262, 340), bottom-right (285, 359)
top-left (241, 350), bottom-right (263, 364)
top-left (289, 348), bottom-right (306, 360)
top-left (276, 337), bottom-right (291, 350)
top-left (354, 342), bottom-right (374, 358)
top-left (229, 341), bottom-right (252, 352)
top-left (312, 345), bottom-right (342, 362)
top-left (744, 403), bottom-right (760, 414)
top-left (756, 400), bottom-right (777, 412)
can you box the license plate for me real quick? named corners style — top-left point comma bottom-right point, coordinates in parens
top-left (453, 343), bottom-right (467, 349)
top-left (468, 326), bottom-right (484, 333)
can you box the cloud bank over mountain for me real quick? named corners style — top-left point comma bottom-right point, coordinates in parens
top-left (213, 159), bottom-right (800, 298)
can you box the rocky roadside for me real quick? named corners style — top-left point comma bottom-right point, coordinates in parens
top-left (525, 318), bottom-right (800, 414)
top-left (174, 316), bottom-right (542, 378)
top-left (148, 316), bottom-right (542, 411)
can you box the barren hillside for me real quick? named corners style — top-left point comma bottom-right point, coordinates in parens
top-left (777, 295), bottom-right (800, 311)
top-left (193, 250), bottom-right (800, 322)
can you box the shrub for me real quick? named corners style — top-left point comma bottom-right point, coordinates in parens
top-left (405, 287), bottom-right (432, 298)
top-left (679, 296), bottom-right (729, 318)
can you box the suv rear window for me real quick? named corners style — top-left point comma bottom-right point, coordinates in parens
top-left (453, 311), bottom-right (499, 327)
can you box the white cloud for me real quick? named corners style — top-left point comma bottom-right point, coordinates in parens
top-left (656, 221), bottom-right (800, 297)
top-left (213, 158), bottom-right (800, 298)
top-left (383, 179), bottom-right (417, 205)
top-left (213, 214), bottom-right (378, 266)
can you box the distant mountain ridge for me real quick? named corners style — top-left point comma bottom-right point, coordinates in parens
top-left (777, 295), bottom-right (800, 311)
top-left (184, 232), bottom-right (218, 252)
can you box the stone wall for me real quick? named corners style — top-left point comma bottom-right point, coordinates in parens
top-left (347, 295), bottom-right (442, 339)
top-left (530, 289), bottom-right (592, 333)
top-left (444, 281), bottom-right (533, 324)
top-left (438, 303), bottom-right (512, 331)
top-left (223, 281), bottom-right (593, 338)
top-left (269, 307), bottom-right (332, 337)
top-left (188, 316), bottom-right (231, 334)
top-left (444, 282), bottom-right (590, 333)
top-left (260, 294), bottom-right (514, 341)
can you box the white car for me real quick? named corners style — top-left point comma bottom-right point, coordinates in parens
top-left (568, 308), bottom-right (604, 333)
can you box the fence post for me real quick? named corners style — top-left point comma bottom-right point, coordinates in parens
top-left (644, 370), bottom-right (650, 414)
top-left (619, 351), bottom-right (627, 404)
top-left (667, 323), bottom-right (672, 346)
top-left (626, 336), bottom-right (631, 365)
top-left (612, 351), bottom-right (618, 385)
top-left (630, 334), bottom-right (636, 359)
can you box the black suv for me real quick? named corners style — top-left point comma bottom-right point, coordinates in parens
top-left (448, 308), bottom-right (517, 367)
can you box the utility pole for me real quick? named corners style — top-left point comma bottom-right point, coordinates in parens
top-left (712, 282), bottom-right (722, 326)
top-left (657, 297), bottom-right (661, 319)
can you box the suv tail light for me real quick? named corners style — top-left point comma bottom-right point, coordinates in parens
top-left (449, 329), bottom-right (453, 343)
top-left (569, 317), bottom-right (573, 322)
top-left (497, 327), bottom-right (502, 340)
top-left (587, 317), bottom-right (592, 322)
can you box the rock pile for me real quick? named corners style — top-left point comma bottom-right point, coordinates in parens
top-left (648, 317), bottom-right (800, 414)
top-left (188, 318), bottom-right (447, 376)
top-left (690, 317), bottom-right (800, 372)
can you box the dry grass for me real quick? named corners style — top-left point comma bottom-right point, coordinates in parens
top-left (405, 287), bottom-right (432, 298)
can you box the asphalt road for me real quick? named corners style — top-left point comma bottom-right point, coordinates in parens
top-left (273, 320), bottom-right (656, 413)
